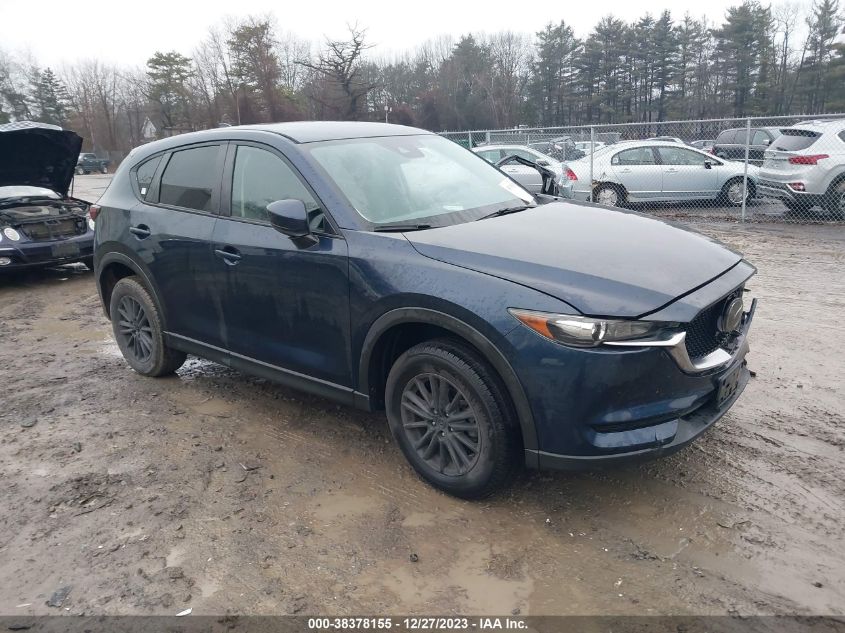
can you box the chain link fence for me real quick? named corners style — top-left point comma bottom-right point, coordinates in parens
top-left (442, 114), bottom-right (845, 224)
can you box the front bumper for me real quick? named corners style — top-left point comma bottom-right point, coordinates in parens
top-left (510, 299), bottom-right (755, 470)
top-left (536, 360), bottom-right (750, 470)
top-left (0, 231), bottom-right (94, 270)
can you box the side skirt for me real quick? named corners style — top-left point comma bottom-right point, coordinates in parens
top-left (165, 333), bottom-right (370, 410)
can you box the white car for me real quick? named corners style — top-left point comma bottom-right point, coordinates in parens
top-left (567, 140), bottom-right (759, 207)
top-left (472, 144), bottom-right (573, 197)
top-left (757, 119), bottom-right (845, 216)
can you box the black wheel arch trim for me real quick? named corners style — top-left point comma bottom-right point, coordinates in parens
top-left (96, 251), bottom-right (168, 327)
top-left (357, 307), bottom-right (539, 457)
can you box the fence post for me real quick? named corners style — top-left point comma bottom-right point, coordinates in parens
top-left (589, 126), bottom-right (595, 203)
top-left (467, 131), bottom-right (472, 148)
top-left (741, 117), bottom-right (751, 223)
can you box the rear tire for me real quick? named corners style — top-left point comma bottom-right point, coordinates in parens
top-left (109, 276), bottom-right (186, 377)
top-left (385, 338), bottom-right (520, 499)
top-left (594, 183), bottom-right (624, 207)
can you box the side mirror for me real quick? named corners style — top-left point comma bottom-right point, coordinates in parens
top-left (704, 160), bottom-right (713, 169)
top-left (536, 158), bottom-right (550, 166)
top-left (267, 199), bottom-right (310, 238)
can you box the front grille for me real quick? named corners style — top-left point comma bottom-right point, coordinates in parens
top-left (684, 289), bottom-right (742, 360)
top-left (19, 217), bottom-right (86, 241)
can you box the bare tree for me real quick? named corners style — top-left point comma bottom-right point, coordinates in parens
top-left (301, 26), bottom-right (378, 120)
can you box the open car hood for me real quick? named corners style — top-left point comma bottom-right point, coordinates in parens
top-left (404, 202), bottom-right (744, 318)
top-left (0, 122), bottom-right (83, 196)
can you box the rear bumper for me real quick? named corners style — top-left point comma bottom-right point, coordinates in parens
top-left (757, 178), bottom-right (823, 203)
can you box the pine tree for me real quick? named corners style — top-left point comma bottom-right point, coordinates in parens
top-left (30, 67), bottom-right (70, 126)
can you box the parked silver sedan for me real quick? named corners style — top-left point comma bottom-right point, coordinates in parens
top-left (566, 141), bottom-right (759, 207)
top-left (472, 144), bottom-right (573, 197)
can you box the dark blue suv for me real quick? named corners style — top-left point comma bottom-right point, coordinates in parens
top-left (93, 122), bottom-right (756, 499)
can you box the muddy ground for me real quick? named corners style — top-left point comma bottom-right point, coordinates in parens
top-left (0, 175), bottom-right (843, 617)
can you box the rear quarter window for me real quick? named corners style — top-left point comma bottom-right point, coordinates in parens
top-left (135, 155), bottom-right (162, 199)
top-left (771, 129), bottom-right (821, 152)
top-left (839, 131), bottom-right (845, 143)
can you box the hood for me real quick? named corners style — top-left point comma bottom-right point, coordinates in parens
top-left (0, 122), bottom-right (83, 196)
top-left (404, 203), bottom-right (743, 318)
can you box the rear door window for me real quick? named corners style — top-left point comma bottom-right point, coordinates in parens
top-left (771, 130), bottom-right (822, 152)
top-left (476, 150), bottom-right (502, 163)
top-left (612, 147), bottom-right (657, 165)
top-left (159, 145), bottom-right (221, 211)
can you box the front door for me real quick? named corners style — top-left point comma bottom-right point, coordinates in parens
top-left (211, 143), bottom-right (352, 387)
top-left (656, 146), bottom-right (719, 200)
top-left (610, 147), bottom-right (662, 200)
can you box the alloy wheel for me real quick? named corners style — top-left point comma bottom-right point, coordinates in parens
top-left (727, 181), bottom-right (746, 205)
top-left (400, 373), bottom-right (480, 476)
top-left (116, 295), bottom-right (154, 362)
top-left (596, 188), bottom-right (619, 206)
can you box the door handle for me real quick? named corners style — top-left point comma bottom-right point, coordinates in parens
top-left (214, 247), bottom-right (242, 265)
top-left (618, 168), bottom-right (632, 173)
top-left (129, 224), bottom-right (151, 239)
top-left (665, 168), bottom-right (679, 173)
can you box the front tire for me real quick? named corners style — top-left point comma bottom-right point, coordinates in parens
top-left (720, 177), bottom-right (752, 207)
top-left (109, 276), bottom-right (186, 377)
top-left (385, 339), bottom-right (520, 499)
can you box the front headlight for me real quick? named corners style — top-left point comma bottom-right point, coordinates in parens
top-left (509, 309), bottom-right (679, 348)
top-left (3, 227), bottom-right (21, 241)
top-left (87, 218), bottom-right (96, 231)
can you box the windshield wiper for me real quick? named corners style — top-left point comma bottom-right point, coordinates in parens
top-left (476, 205), bottom-right (536, 221)
top-left (373, 223), bottom-right (432, 232)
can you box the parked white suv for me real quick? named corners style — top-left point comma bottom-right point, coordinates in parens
top-left (757, 120), bottom-right (845, 217)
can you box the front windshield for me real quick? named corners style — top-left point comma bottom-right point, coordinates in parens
top-left (0, 185), bottom-right (60, 201)
top-left (305, 134), bottom-right (534, 226)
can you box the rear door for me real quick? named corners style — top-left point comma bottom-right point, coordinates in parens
top-left (656, 146), bottom-right (719, 200)
top-left (609, 147), bottom-right (662, 199)
top-left (130, 143), bottom-right (226, 348)
top-left (210, 142), bottom-right (352, 386)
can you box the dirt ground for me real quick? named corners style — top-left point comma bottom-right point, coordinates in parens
top-left (0, 175), bottom-right (843, 617)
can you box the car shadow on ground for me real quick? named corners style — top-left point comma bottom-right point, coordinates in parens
top-left (0, 262), bottom-right (93, 288)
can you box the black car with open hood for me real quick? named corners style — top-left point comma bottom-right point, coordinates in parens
top-left (0, 121), bottom-right (95, 271)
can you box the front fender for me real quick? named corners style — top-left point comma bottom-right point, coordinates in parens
top-left (357, 307), bottom-right (539, 457)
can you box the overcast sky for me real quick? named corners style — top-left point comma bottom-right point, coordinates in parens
top-left (0, 0), bottom-right (805, 68)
